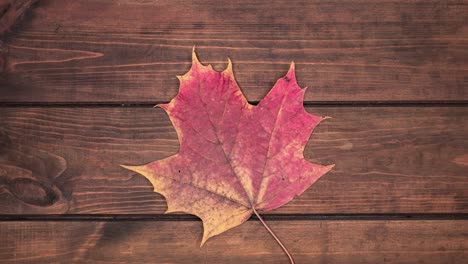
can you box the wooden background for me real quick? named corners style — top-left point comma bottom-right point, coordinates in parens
top-left (1, 0), bottom-right (467, 263)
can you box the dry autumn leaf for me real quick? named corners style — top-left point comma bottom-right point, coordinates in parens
top-left (122, 48), bottom-right (333, 263)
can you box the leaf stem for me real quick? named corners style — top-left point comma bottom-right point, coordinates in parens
top-left (252, 208), bottom-right (295, 264)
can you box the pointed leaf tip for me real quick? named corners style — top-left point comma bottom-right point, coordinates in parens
top-left (325, 164), bottom-right (336, 171)
top-left (120, 164), bottom-right (142, 173)
top-left (191, 46), bottom-right (202, 68)
top-left (224, 58), bottom-right (234, 76)
top-left (156, 103), bottom-right (170, 110)
top-left (285, 61), bottom-right (296, 83)
top-left (200, 228), bottom-right (212, 247)
top-left (200, 238), bottom-right (207, 247)
top-left (122, 164), bottom-right (156, 185)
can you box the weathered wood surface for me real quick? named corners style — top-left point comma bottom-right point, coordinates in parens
top-left (1, 1), bottom-right (467, 263)
top-left (0, 220), bottom-right (466, 263)
top-left (1, 0), bottom-right (467, 102)
top-left (0, 0), bottom-right (37, 36)
top-left (1, 106), bottom-right (467, 214)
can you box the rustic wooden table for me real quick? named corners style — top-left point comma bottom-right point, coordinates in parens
top-left (1, 0), bottom-right (467, 263)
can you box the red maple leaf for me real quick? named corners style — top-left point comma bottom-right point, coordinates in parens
top-left (123, 49), bottom-right (333, 263)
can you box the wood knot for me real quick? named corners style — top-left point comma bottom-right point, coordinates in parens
top-left (0, 142), bottom-right (69, 213)
top-left (0, 3), bottom-right (11, 19)
top-left (2, 176), bottom-right (58, 206)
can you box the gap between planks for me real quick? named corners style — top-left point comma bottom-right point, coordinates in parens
top-left (0, 214), bottom-right (468, 222)
top-left (1, 101), bottom-right (468, 108)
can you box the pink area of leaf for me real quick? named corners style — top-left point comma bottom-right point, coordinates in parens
top-left (122, 48), bottom-right (334, 262)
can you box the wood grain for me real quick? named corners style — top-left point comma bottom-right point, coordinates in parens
top-left (0, 139), bottom-right (69, 214)
top-left (0, 106), bottom-right (467, 214)
top-left (0, 0), bottom-right (37, 36)
top-left (1, 0), bottom-right (467, 102)
top-left (0, 220), bottom-right (466, 263)
top-left (1, 1), bottom-right (467, 262)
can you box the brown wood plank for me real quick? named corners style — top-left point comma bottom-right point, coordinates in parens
top-left (0, 106), bottom-right (467, 215)
top-left (0, 220), bottom-right (466, 263)
top-left (1, 0), bottom-right (467, 102)
top-left (0, 0), bottom-right (38, 36)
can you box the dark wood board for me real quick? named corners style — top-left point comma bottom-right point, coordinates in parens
top-left (0, 220), bottom-right (466, 263)
top-left (1, 106), bottom-right (467, 215)
top-left (1, 1), bottom-right (467, 262)
top-left (1, 0), bottom-right (467, 103)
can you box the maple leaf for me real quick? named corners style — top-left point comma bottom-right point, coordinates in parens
top-left (122, 49), bottom-right (333, 262)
